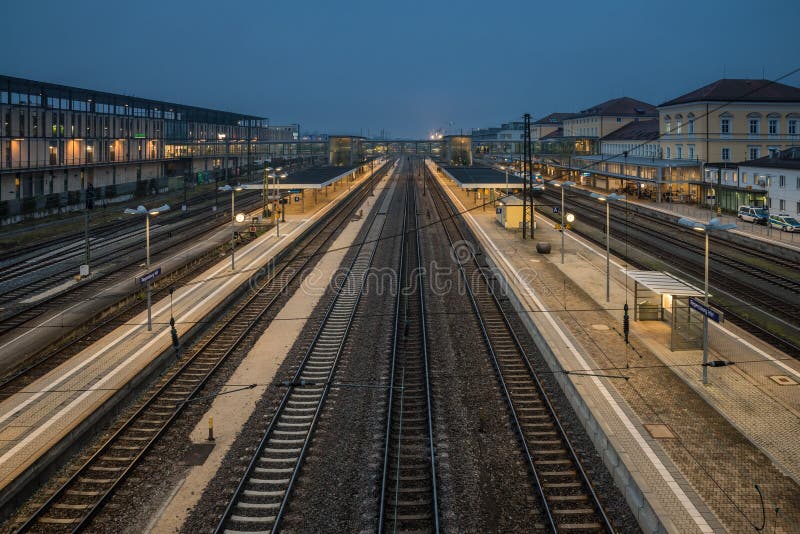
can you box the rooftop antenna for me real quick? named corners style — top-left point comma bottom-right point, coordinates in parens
top-left (762, 66), bottom-right (766, 79)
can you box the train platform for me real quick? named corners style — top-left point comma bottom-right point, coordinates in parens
top-left (0, 163), bottom-right (384, 507)
top-left (0, 165), bottom-right (375, 372)
top-left (431, 162), bottom-right (800, 533)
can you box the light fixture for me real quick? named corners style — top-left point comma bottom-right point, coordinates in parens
top-left (566, 213), bottom-right (575, 223)
top-left (235, 213), bottom-right (245, 223)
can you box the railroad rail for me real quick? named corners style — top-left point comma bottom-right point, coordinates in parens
top-left (538, 188), bottom-right (800, 357)
top-left (0, 247), bottom-right (227, 402)
top-left (378, 167), bottom-right (439, 532)
top-left (12, 161), bottom-right (392, 532)
top-left (215, 164), bottom-right (398, 533)
top-left (429, 168), bottom-right (615, 533)
top-left (0, 191), bottom-right (263, 336)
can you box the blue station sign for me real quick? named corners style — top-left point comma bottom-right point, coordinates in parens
top-left (139, 267), bottom-right (162, 285)
top-left (688, 298), bottom-right (722, 323)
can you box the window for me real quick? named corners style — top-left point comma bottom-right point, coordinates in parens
top-left (616, 117), bottom-right (622, 123)
top-left (742, 173), bottom-right (748, 184)
top-left (676, 118), bottom-right (683, 134)
top-left (665, 120), bottom-right (671, 135)
top-left (797, 201), bottom-right (800, 214)
top-left (688, 145), bottom-right (695, 159)
top-left (666, 147), bottom-right (671, 159)
top-left (749, 119), bottom-right (760, 135)
top-left (779, 199), bottom-right (786, 211)
top-left (768, 118), bottom-right (779, 135)
top-left (749, 146), bottom-right (760, 160)
top-left (779, 175), bottom-right (786, 188)
top-left (688, 114), bottom-right (695, 134)
top-left (677, 145), bottom-right (683, 159)
top-left (797, 176), bottom-right (800, 189)
top-left (789, 119), bottom-right (798, 135)
top-left (721, 147), bottom-right (730, 161)
top-left (720, 118), bottom-right (731, 135)
top-left (767, 197), bottom-right (772, 209)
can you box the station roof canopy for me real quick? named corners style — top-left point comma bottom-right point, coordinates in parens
top-left (626, 270), bottom-right (704, 297)
top-left (241, 165), bottom-right (358, 190)
top-left (441, 166), bottom-right (525, 189)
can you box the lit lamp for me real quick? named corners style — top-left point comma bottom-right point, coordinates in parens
top-left (591, 192), bottom-right (626, 302)
top-left (677, 217), bottom-right (736, 384)
top-left (124, 203), bottom-right (170, 331)
top-left (552, 181), bottom-right (576, 264)
top-left (219, 185), bottom-right (244, 270)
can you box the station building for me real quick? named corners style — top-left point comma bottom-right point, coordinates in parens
top-left (0, 75), bottom-right (306, 219)
top-left (705, 147), bottom-right (800, 215)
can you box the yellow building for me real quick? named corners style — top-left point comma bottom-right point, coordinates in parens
top-left (562, 97), bottom-right (657, 139)
top-left (531, 113), bottom-right (571, 140)
top-left (658, 79), bottom-right (800, 163)
top-left (496, 195), bottom-right (524, 229)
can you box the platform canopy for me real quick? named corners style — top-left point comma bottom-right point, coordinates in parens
top-left (625, 270), bottom-right (704, 297)
top-left (240, 165), bottom-right (358, 190)
top-left (441, 166), bottom-right (525, 189)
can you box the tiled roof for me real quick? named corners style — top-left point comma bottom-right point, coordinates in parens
top-left (539, 128), bottom-right (563, 140)
top-left (660, 79), bottom-right (800, 107)
top-left (600, 119), bottom-right (659, 141)
top-left (534, 113), bottom-right (572, 125)
top-left (740, 146), bottom-right (800, 170)
top-left (567, 97), bottom-right (657, 119)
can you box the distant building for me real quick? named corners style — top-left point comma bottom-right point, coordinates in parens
top-left (562, 97), bottom-right (657, 139)
top-left (531, 113), bottom-right (571, 141)
top-left (658, 78), bottom-right (800, 163)
top-left (738, 147), bottom-right (800, 216)
top-left (0, 75), bottom-right (317, 221)
top-left (600, 119), bottom-right (661, 159)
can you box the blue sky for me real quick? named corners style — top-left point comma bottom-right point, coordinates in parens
top-left (2, 0), bottom-right (799, 138)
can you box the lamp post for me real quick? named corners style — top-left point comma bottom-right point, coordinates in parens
top-left (678, 217), bottom-right (736, 384)
top-left (267, 168), bottom-right (288, 236)
top-left (553, 181), bottom-right (576, 264)
top-left (124, 203), bottom-right (170, 331)
top-left (219, 185), bottom-right (244, 270)
top-left (263, 166), bottom-right (273, 217)
top-left (592, 192), bottom-right (626, 302)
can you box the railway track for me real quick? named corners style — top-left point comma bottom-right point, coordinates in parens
top-left (0, 245), bottom-right (232, 402)
top-left (12, 161), bottom-right (392, 532)
top-left (538, 188), bottom-right (800, 356)
top-left (378, 168), bottom-right (439, 533)
top-left (214, 164), bottom-right (398, 533)
top-left (0, 192), bottom-right (263, 336)
top-left (429, 168), bottom-right (614, 533)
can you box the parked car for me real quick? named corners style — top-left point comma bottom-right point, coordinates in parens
top-left (737, 205), bottom-right (770, 224)
top-left (768, 213), bottom-right (800, 232)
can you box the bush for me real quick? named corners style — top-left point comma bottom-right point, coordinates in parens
top-left (21, 197), bottom-right (37, 214)
top-left (45, 193), bottom-right (61, 210)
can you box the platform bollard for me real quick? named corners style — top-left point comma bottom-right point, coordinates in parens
top-left (208, 416), bottom-right (215, 441)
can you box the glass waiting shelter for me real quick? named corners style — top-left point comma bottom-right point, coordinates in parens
top-left (626, 270), bottom-right (705, 351)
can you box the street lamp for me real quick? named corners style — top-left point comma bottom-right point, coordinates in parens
top-left (262, 166), bottom-right (273, 217)
top-left (591, 192), bottom-right (625, 302)
top-left (677, 216), bottom-right (737, 385)
top-left (268, 168), bottom-right (288, 234)
top-left (553, 181), bottom-right (576, 264)
top-left (219, 185), bottom-right (244, 270)
top-left (124, 203), bottom-right (170, 331)
top-left (500, 164), bottom-right (511, 197)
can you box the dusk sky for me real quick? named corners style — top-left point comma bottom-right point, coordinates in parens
top-left (2, 0), bottom-right (799, 138)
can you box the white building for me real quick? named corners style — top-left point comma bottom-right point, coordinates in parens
top-left (738, 147), bottom-right (800, 216)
